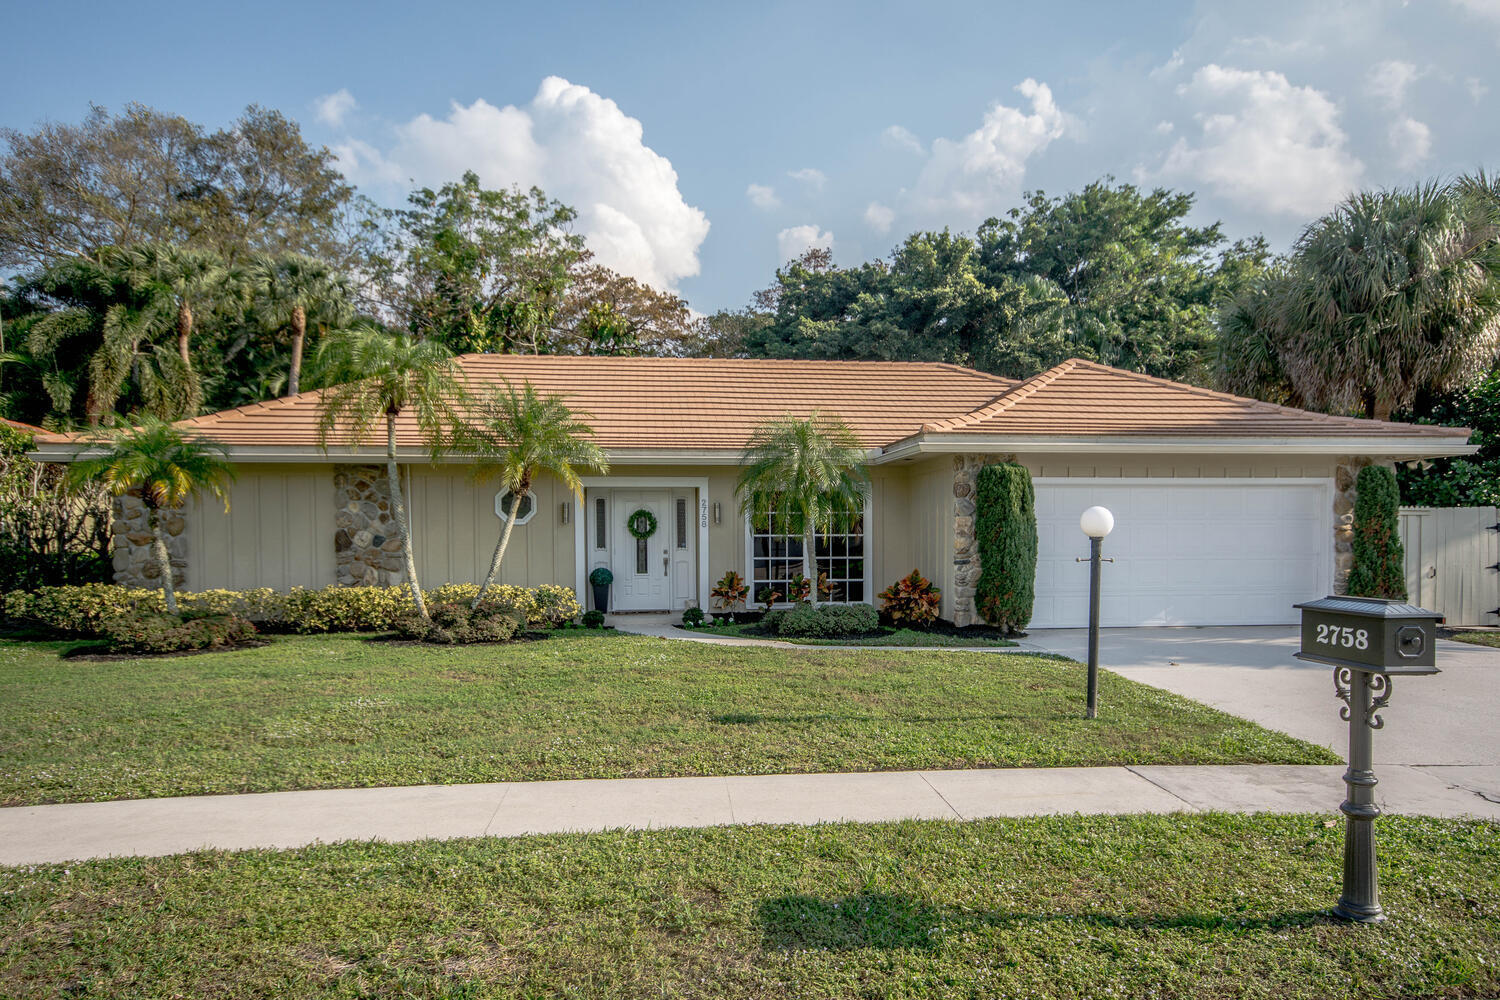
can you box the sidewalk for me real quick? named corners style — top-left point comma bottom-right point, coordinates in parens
top-left (3, 763), bottom-right (1496, 866)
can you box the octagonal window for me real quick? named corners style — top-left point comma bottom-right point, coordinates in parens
top-left (494, 489), bottom-right (537, 525)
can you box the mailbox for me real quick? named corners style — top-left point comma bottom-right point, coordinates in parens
top-left (1293, 596), bottom-right (1442, 675)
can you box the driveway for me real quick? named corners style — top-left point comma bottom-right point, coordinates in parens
top-left (1025, 626), bottom-right (1499, 805)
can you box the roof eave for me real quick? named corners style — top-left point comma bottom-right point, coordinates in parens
top-left (873, 432), bottom-right (1479, 463)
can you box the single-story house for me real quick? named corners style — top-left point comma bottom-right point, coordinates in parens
top-left (32, 355), bottom-right (1475, 628)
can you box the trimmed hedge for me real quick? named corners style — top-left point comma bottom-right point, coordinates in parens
top-left (100, 611), bottom-right (259, 655)
top-left (774, 602), bottom-right (880, 639)
top-left (5, 582), bottom-right (582, 639)
top-left (1346, 465), bottom-right (1407, 600)
top-left (393, 602), bottom-right (524, 645)
top-left (975, 462), bottom-right (1037, 632)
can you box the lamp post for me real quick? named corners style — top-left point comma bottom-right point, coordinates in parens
top-left (1078, 505), bottom-right (1114, 720)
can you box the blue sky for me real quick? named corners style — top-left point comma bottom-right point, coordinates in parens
top-left (3, 0), bottom-right (1498, 312)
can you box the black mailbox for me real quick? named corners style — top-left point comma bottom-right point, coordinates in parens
top-left (1293, 596), bottom-right (1443, 675)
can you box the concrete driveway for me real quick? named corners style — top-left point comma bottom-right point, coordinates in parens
top-left (1025, 626), bottom-right (1499, 805)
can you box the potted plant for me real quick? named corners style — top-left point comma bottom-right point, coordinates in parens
top-left (589, 566), bottom-right (614, 612)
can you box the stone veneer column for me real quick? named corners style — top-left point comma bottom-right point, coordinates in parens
top-left (1331, 456), bottom-right (1396, 596)
top-left (951, 453), bottom-right (1020, 627)
top-left (333, 464), bottom-right (407, 586)
top-left (110, 489), bottom-right (187, 589)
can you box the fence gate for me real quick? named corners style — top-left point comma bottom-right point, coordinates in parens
top-left (1399, 506), bottom-right (1500, 627)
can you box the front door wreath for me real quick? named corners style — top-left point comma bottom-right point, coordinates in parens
top-left (627, 508), bottom-right (658, 540)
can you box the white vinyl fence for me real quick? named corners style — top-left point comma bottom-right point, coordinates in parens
top-left (1399, 506), bottom-right (1500, 626)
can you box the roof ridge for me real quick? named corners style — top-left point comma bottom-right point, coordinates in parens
top-left (920, 359), bottom-right (1081, 431)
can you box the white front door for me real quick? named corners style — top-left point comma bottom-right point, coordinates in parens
top-left (610, 490), bottom-right (672, 611)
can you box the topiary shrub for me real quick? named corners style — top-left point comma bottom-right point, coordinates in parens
top-left (581, 609), bottom-right (605, 628)
top-left (99, 610), bottom-right (259, 654)
top-left (975, 462), bottom-right (1037, 633)
top-left (393, 601), bottom-right (523, 644)
top-left (878, 569), bottom-right (941, 626)
top-left (1346, 465), bottom-right (1408, 600)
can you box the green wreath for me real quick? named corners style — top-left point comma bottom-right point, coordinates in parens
top-left (627, 508), bottom-right (658, 540)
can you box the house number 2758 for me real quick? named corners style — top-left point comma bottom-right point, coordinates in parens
top-left (1316, 624), bottom-right (1369, 650)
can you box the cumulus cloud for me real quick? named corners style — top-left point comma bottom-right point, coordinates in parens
top-left (1389, 116), bottom-right (1433, 169)
top-left (881, 125), bottom-right (925, 154)
top-left (314, 89), bottom-right (358, 128)
top-left (909, 79), bottom-right (1069, 221)
top-left (864, 202), bottom-right (896, 234)
top-left (787, 167), bottom-right (827, 191)
top-left (1367, 59), bottom-right (1420, 109)
top-left (745, 183), bottom-right (780, 210)
top-left (1155, 65), bottom-right (1363, 216)
top-left (777, 224), bottom-right (833, 263)
top-left (338, 77), bottom-right (709, 291)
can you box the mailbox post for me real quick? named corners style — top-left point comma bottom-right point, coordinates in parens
top-left (1294, 596), bottom-right (1443, 923)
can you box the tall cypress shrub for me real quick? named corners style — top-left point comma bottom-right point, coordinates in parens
top-left (1345, 465), bottom-right (1408, 600)
top-left (975, 462), bottom-right (1037, 632)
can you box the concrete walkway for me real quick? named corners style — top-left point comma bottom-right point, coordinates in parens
top-left (3, 763), bottom-right (1496, 866)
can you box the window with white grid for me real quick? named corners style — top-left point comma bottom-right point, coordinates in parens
top-left (749, 500), bottom-right (865, 604)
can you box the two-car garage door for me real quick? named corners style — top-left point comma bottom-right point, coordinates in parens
top-left (1030, 480), bottom-right (1332, 628)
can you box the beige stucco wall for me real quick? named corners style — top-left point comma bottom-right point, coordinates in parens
top-left (186, 464), bottom-right (338, 591)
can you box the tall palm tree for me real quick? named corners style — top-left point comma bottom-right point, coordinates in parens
top-left (67, 417), bottom-right (235, 614)
top-left (462, 381), bottom-right (608, 607)
top-left (114, 244), bottom-right (226, 369)
top-left (250, 254), bottom-right (352, 396)
top-left (736, 412), bottom-right (869, 607)
top-left (311, 325), bottom-right (465, 619)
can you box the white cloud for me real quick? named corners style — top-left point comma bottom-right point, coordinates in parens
top-left (787, 167), bottom-right (827, 191)
top-left (745, 183), bottom-right (780, 210)
top-left (340, 77), bottom-right (709, 292)
top-left (1155, 65), bottom-right (1364, 216)
top-left (777, 224), bottom-right (833, 263)
top-left (315, 89), bottom-right (358, 129)
top-left (864, 202), bottom-right (896, 234)
top-left (1467, 76), bottom-right (1489, 102)
top-left (881, 125), bottom-right (925, 154)
top-left (909, 79), bottom-right (1069, 221)
top-left (1368, 59), bottom-right (1420, 109)
top-left (1389, 116), bottom-right (1433, 169)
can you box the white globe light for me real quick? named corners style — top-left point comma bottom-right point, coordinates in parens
top-left (1080, 505), bottom-right (1115, 538)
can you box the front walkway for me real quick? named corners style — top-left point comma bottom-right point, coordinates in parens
top-left (3, 763), bottom-right (1496, 866)
top-left (605, 613), bottom-right (1043, 652)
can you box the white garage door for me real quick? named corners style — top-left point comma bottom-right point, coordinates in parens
top-left (1031, 479), bottom-right (1332, 628)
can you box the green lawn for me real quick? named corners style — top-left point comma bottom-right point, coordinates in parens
top-left (1446, 630), bottom-right (1500, 648)
top-left (2, 814), bottom-right (1496, 998)
top-left (687, 621), bottom-right (1017, 647)
top-left (0, 633), bottom-right (1333, 806)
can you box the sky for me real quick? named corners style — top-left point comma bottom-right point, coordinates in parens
top-left (2, 0), bottom-right (1498, 313)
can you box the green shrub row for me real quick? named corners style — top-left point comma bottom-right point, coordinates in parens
top-left (764, 602), bottom-right (880, 639)
top-left (393, 602), bottom-right (524, 645)
top-left (100, 611), bottom-right (260, 655)
top-left (5, 582), bottom-right (582, 639)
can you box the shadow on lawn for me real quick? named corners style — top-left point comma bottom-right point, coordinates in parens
top-left (755, 893), bottom-right (1334, 951)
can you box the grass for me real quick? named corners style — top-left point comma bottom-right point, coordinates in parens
top-left (685, 621), bottom-right (1017, 647)
top-left (1, 813), bottom-right (1496, 998)
top-left (1445, 630), bottom-right (1500, 649)
top-left (0, 633), bottom-right (1334, 806)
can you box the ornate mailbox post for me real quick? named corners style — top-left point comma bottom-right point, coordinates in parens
top-left (1294, 596), bottom-right (1443, 923)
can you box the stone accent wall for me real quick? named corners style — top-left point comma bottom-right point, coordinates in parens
top-left (334, 464), bottom-right (407, 587)
top-left (951, 453), bottom-right (1020, 627)
top-left (1332, 455), bottom-right (1395, 595)
top-left (110, 490), bottom-right (186, 589)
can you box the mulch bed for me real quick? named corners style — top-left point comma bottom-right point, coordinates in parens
top-left (61, 639), bottom-right (271, 662)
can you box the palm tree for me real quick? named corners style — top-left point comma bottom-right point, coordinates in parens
top-left (249, 254), bottom-right (352, 396)
top-left (114, 244), bottom-right (226, 369)
top-left (461, 381), bottom-right (608, 607)
top-left (311, 325), bottom-right (465, 619)
top-left (736, 412), bottom-right (869, 607)
top-left (67, 417), bottom-right (235, 614)
top-left (1277, 180), bottom-right (1500, 419)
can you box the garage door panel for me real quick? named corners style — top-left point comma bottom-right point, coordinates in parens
top-left (1031, 480), bottom-right (1331, 628)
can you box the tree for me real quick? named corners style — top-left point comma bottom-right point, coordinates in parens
top-left (555, 265), bottom-right (694, 355)
top-left (461, 381), bottom-right (607, 607)
top-left (1345, 465), bottom-right (1407, 600)
top-left (974, 462), bottom-right (1037, 633)
top-left (0, 423), bottom-right (111, 597)
top-left (735, 413), bottom-right (869, 607)
top-left (66, 417), bottom-right (235, 613)
top-left (1395, 369), bottom-right (1500, 506)
top-left (311, 325), bottom-right (466, 619)
top-left (1227, 179), bottom-right (1500, 419)
top-left (249, 253), bottom-right (352, 395)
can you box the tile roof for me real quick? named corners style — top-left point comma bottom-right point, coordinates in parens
top-left (33, 354), bottom-right (1470, 454)
top-left (0, 417), bottom-right (47, 434)
top-left (912, 359), bottom-right (1472, 441)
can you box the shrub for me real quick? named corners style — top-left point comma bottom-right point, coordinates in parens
top-left (710, 570), bottom-right (748, 610)
top-left (530, 584), bottom-right (582, 626)
top-left (975, 462), bottom-right (1037, 633)
top-left (100, 611), bottom-right (258, 654)
top-left (281, 586), bottom-right (413, 633)
top-left (785, 573), bottom-right (812, 602)
top-left (581, 609), bottom-right (605, 628)
top-left (588, 566), bottom-right (614, 587)
top-left (774, 602), bottom-right (879, 638)
top-left (756, 585), bottom-right (784, 606)
top-left (394, 601), bottom-right (523, 645)
top-left (761, 608), bottom-right (786, 632)
top-left (1346, 465), bottom-right (1407, 599)
top-left (878, 569), bottom-right (941, 626)
top-left (682, 606), bottom-right (706, 627)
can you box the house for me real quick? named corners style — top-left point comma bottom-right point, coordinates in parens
top-left (31, 355), bottom-right (1475, 628)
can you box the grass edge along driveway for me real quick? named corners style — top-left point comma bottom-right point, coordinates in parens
top-left (1, 813), bottom-right (1496, 998)
top-left (0, 632), bottom-right (1336, 806)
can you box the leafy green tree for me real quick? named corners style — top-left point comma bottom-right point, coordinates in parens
top-left (461, 381), bottom-right (608, 607)
top-left (1396, 369), bottom-right (1500, 506)
top-left (0, 423), bottom-right (111, 595)
top-left (735, 413), bottom-right (869, 607)
top-left (975, 462), bottom-right (1037, 633)
top-left (311, 325), bottom-right (466, 619)
top-left (66, 417), bottom-right (236, 613)
top-left (248, 253), bottom-right (352, 395)
top-left (1345, 465), bottom-right (1407, 600)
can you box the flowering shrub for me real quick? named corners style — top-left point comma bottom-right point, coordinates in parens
top-left (100, 610), bottom-right (259, 654)
top-left (393, 601), bottom-right (523, 645)
top-left (878, 569), bottom-right (942, 627)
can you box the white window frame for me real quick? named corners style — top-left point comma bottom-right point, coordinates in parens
top-left (494, 488), bottom-right (538, 526)
top-left (743, 490), bottom-right (874, 608)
